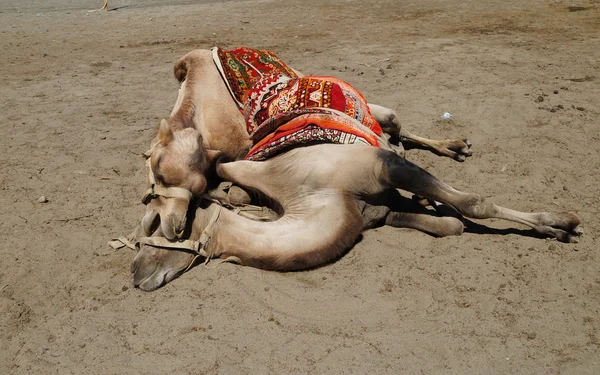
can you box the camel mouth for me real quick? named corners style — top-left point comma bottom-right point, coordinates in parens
top-left (137, 267), bottom-right (188, 292)
top-left (136, 267), bottom-right (167, 292)
top-left (131, 245), bottom-right (196, 292)
top-left (131, 260), bottom-right (162, 291)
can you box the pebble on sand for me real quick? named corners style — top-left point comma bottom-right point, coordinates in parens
top-left (37, 196), bottom-right (48, 203)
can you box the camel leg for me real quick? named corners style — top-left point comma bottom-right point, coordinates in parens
top-left (379, 150), bottom-right (582, 243)
top-left (368, 103), bottom-right (472, 161)
top-left (384, 211), bottom-right (464, 237)
top-left (359, 199), bottom-right (464, 237)
top-left (400, 129), bottom-right (472, 162)
top-left (206, 179), bottom-right (464, 238)
top-left (217, 148), bottom-right (462, 239)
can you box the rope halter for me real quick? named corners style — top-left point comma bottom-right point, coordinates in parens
top-left (136, 203), bottom-right (222, 258)
top-left (141, 154), bottom-right (194, 205)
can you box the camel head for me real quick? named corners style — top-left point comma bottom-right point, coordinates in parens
top-left (132, 203), bottom-right (219, 291)
top-left (131, 242), bottom-right (196, 291)
top-left (143, 118), bottom-right (219, 240)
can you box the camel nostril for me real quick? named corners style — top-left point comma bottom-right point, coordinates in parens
top-left (169, 215), bottom-right (186, 238)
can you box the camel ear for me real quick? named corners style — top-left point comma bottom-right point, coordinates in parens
top-left (158, 119), bottom-right (173, 146)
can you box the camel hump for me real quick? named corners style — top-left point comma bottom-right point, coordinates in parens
top-left (173, 58), bottom-right (188, 83)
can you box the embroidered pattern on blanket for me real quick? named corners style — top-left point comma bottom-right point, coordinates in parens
top-left (212, 47), bottom-right (298, 111)
top-left (244, 74), bottom-right (384, 161)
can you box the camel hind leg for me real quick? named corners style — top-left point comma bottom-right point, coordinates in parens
top-left (359, 191), bottom-right (465, 237)
top-left (378, 150), bottom-right (582, 243)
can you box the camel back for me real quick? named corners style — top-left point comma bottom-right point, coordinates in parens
top-left (243, 74), bottom-right (384, 161)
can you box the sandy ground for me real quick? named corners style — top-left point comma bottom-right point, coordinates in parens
top-left (1, 0), bottom-right (599, 373)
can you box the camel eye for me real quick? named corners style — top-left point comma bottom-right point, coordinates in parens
top-left (153, 166), bottom-right (168, 186)
top-left (155, 173), bottom-right (168, 186)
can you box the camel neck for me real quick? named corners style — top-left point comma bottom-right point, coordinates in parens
top-left (194, 191), bottom-right (363, 271)
top-left (169, 113), bottom-right (195, 130)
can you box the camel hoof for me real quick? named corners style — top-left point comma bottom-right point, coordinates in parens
top-left (453, 139), bottom-right (473, 161)
top-left (535, 212), bottom-right (583, 243)
top-left (131, 245), bottom-right (196, 291)
top-left (438, 138), bottom-right (473, 162)
top-left (566, 224), bottom-right (583, 243)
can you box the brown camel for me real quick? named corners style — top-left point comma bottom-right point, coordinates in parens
top-left (130, 68), bottom-right (581, 291)
top-left (143, 48), bottom-right (472, 241)
top-left (132, 140), bottom-right (581, 291)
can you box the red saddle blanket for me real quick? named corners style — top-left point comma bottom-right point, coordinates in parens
top-left (244, 74), bottom-right (384, 161)
top-left (212, 47), bottom-right (298, 111)
top-left (212, 46), bottom-right (384, 161)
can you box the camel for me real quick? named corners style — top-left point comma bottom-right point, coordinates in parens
top-left (132, 140), bottom-right (581, 291)
top-left (143, 48), bottom-right (473, 241)
top-left (130, 67), bottom-right (582, 291)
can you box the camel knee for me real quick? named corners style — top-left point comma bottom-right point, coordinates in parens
top-left (358, 201), bottom-right (391, 229)
top-left (381, 111), bottom-right (401, 135)
top-left (173, 58), bottom-right (188, 83)
top-left (455, 194), bottom-right (498, 219)
top-left (435, 217), bottom-right (465, 237)
top-left (174, 49), bottom-right (212, 83)
top-left (369, 104), bottom-right (401, 136)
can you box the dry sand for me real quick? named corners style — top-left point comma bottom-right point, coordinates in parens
top-left (1, 0), bottom-right (599, 373)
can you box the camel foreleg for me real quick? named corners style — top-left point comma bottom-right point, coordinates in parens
top-left (368, 103), bottom-right (472, 161)
top-left (400, 129), bottom-right (473, 162)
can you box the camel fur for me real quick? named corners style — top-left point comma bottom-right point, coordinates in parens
top-left (130, 49), bottom-right (581, 291)
top-left (144, 48), bottom-right (472, 240)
